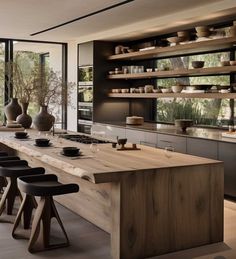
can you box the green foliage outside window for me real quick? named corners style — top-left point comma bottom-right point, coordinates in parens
top-left (156, 52), bottom-right (233, 127)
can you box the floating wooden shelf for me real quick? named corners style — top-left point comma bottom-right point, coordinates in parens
top-left (108, 37), bottom-right (236, 61)
top-left (108, 66), bottom-right (236, 79)
top-left (108, 93), bottom-right (236, 99)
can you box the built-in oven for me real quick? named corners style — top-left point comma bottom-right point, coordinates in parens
top-left (78, 102), bottom-right (93, 121)
top-left (78, 85), bottom-right (93, 103)
top-left (78, 65), bottom-right (93, 85)
top-left (78, 119), bottom-right (92, 134)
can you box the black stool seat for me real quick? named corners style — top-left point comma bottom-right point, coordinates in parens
top-left (0, 160), bottom-right (28, 168)
top-left (0, 156), bottom-right (20, 161)
top-left (0, 160), bottom-right (45, 217)
top-left (0, 151), bottom-right (8, 157)
top-left (15, 174), bottom-right (79, 253)
top-left (18, 174), bottom-right (79, 196)
top-left (0, 160), bottom-right (28, 193)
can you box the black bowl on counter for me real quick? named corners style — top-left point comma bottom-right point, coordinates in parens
top-left (192, 61), bottom-right (205, 68)
top-left (175, 119), bottom-right (194, 132)
top-left (35, 138), bottom-right (50, 147)
top-left (62, 147), bottom-right (80, 156)
top-left (15, 131), bottom-right (28, 139)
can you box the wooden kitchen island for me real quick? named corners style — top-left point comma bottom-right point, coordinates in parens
top-left (0, 132), bottom-right (224, 259)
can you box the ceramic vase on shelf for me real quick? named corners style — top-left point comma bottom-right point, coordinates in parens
top-left (33, 105), bottom-right (55, 131)
top-left (16, 102), bottom-right (32, 129)
top-left (4, 98), bottom-right (22, 122)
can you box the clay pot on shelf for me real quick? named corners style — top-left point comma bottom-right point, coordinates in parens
top-left (16, 102), bottom-right (32, 129)
top-left (33, 106), bottom-right (55, 131)
top-left (4, 98), bottom-right (22, 122)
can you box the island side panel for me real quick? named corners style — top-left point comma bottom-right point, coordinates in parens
top-left (13, 149), bottom-right (112, 233)
top-left (110, 163), bottom-right (224, 259)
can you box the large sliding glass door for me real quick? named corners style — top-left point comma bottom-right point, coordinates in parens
top-left (12, 41), bottom-right (65, 129)
top-left (0, 41), bottom-right (6, 122)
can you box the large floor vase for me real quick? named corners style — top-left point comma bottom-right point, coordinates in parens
top-left (16, 102), bottom-right (32, 129)
top-left (33, 106), bottom-right (55, 131)
top-left (4, 98), bottom-right (22, 121)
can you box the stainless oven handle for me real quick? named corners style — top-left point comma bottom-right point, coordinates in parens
top-left (78, 108), bottom-right (91, 112)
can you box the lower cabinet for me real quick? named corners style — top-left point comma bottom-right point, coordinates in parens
top-left (157, 134), bottom-right (187, 153)
top-left (218, 142), bottom-right (236, 197)
top-left (105, 126), bottom-right (126, 140)
top-left (126, 129), bottom-right (158, 147)
top-left (187, 138), bottom-right (218, 159)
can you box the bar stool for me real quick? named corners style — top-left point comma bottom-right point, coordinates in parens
top-left (0, 160), bottom-right (45, 216)
top-left (0, 156), bottom-right (21, 193)
top-left (15, 174), bottom-right (79, 253)
top-left (0, 151), bottom-right (9, 157)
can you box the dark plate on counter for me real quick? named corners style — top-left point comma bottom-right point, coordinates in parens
top-left (34, 143), bottom-right (53, 148)
top-left (60, 151), bottom-right (83, 157)
top-left (35, 138), bottom-right (50, 147)
top-left (14, 135), bottom-right (29, 139)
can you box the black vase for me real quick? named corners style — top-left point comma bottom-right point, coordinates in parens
top-left (33, 106), bottom-right (55, 131)
top-left (16, 102), bottom-right (32, 129)
top-left (4, 98), bottom-right (22, 121)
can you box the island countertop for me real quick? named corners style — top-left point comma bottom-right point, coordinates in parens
top-left (0, 130), bottom-right (222, 184)
top-left (0, 130), bottom-right (224, 259)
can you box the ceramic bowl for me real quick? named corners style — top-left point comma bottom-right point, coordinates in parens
top-left (230, 61), bottom-right (236, 66)
top-left (177, 31), bottom-right (189, 37)
top-left (221, 61), bottom-right (230, 66)
top-left (127, 49), bottom-right (134, 53)
top-left (112, 89), bottom-right (121, 93)
top-left (192, 61), bottom-right (205, 68)
top-left (15, 131), bottom-right (28, 139)
top-left (35, 138), bottom-right (50, 147)
top-left (62, 147), bottom-right (80, 156)
top-left (117, 138), bottom-right (127, 145)
top-left (229, 26), bottom-right (236, 37)
top-left (175, 119), bottom-right (194, 132)
top-left (121, 89), bottom-right (129, 93)
top-left (109, 71), bottom-right (115, 75)
top-left (146, 68), bottom-right (153, 72)
top-left (161, 88), bottom-right (172, 93)
top-left (196, 31), bottom-right (210, 37)
top-left (195, 26), bottom-right (209, 32)
top-left (171, 85), bottom-right (184, 93)
top-left (167, 37), bottom-right (182, 44)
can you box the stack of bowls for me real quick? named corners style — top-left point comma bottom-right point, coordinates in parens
top-left (229, 25), bottom-right (236, 37)
top-left (195, 26), bottom-right (211, 38)
top-left (166, 36), bottom-right (182, 45)
top-left (177, 31), bottom-right (190, 42)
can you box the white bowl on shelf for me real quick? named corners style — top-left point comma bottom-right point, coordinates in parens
top-left (171, 85), bottom-right (184, 93)
top-left (161, 88), bottom-right (172, 93)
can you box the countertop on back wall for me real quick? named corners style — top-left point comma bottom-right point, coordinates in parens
top-left (94, 121), bottom-right (236, 143)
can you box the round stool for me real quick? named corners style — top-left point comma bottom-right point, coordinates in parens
top-left (0, 151), bottom-right (9, 157)
top-left (0, 156), bottom-right (21, 193)
top-left (0, 160), bottom-right (45, 216)
top-left (16, 174), bottom-right (79, 253)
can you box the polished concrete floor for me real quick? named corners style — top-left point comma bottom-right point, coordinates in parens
top-left (0, 200), bottom-right (236, 259)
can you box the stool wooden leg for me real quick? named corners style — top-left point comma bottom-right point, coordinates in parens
top-left (0, 181), bottom-right (11, 216)
top-left (28, 197), bottom-right (45, 253)
top-left (28, 196), bottom-right (70, 253)
top-left (6, 178), bottom-right (19, 215)
top-left (12, 194), bottom-right (37, 239)
top-left (0, 176), bottom-right (7, 194)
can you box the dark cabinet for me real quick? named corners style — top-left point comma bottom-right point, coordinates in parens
top-left (187, 138), bottom-right (218, 159)
top-left (218, 142), bottom-right (236, 197)
top-left (78, 42), bottom-right (93, 66)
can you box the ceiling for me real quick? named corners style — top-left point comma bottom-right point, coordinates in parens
top-left (0, 0), bottom-right (236, 43)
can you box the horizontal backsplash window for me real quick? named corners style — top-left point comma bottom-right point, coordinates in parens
top-left (155, 51), bottom-right (233, 128)
top-left (156, 98), bottom-right (231, 127)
